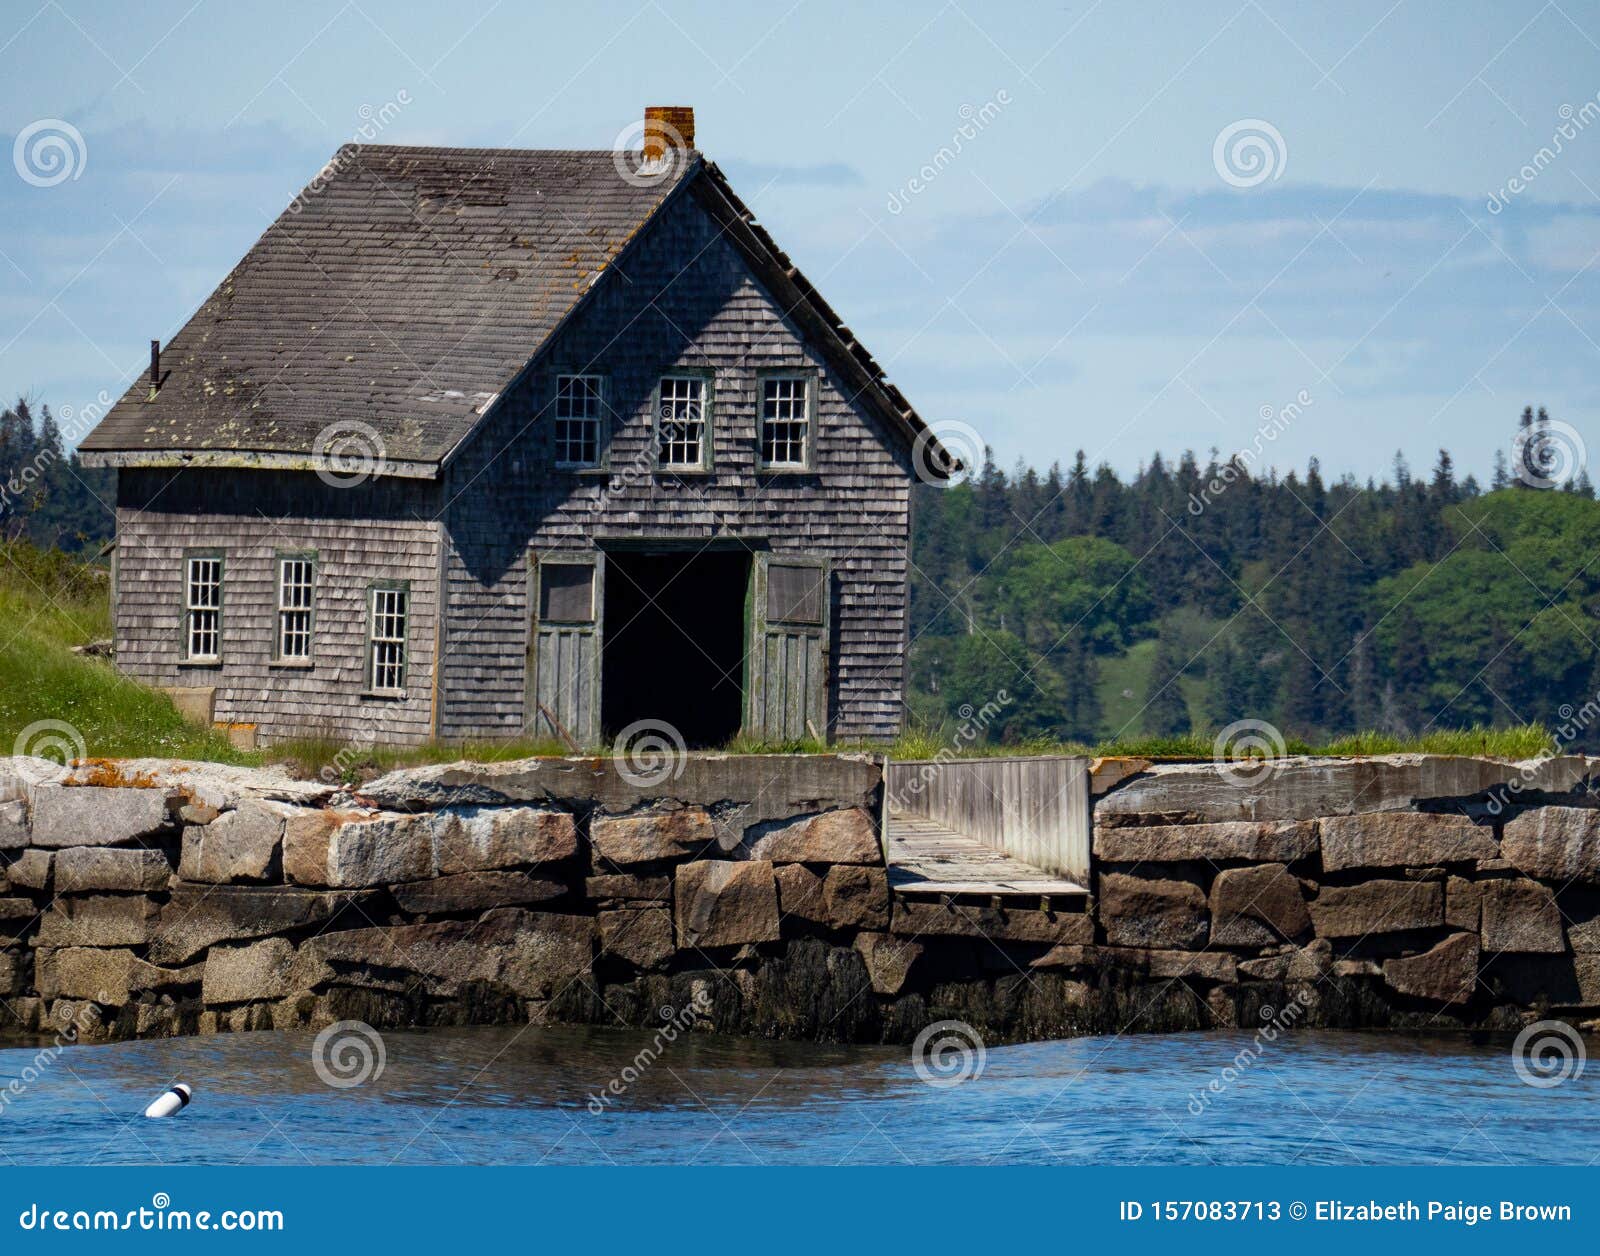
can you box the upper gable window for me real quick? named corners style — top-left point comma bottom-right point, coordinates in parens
top-left (760, 375), bottom-right (811, 469)
top-left (657, 375), bottom-right (709, 470)
top-left (554, 375), bottom-right (603, 467)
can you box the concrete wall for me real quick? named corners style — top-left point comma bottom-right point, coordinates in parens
top-left (2, 753), bottom-right (1598, 1048)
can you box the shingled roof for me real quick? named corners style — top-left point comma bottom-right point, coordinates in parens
top-left (79, 141), bottom-right (950, 479)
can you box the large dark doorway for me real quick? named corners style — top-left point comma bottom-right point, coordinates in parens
top-left (602, 549), bottom-right (750, 747)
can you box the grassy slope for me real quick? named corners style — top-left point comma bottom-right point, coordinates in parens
top-left (0, 542), bottom-right (247, 764)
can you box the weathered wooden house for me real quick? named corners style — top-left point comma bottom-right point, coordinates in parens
top-left (80, 108), bottom-right (951, 749)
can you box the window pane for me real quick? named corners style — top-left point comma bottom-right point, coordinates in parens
top-left (539, 564), bottom-right (595, 623)
top-left (185, 557), bottom-right (222, 660)
top-left (761, 376), bottom-right (809, 466)
top-left (369, 587), bottom-right (408, 691)
top-left (767, 562), bottom-right (823, 625)
top-left (658, 376), bottom-right (705, 467)
top-left (555, 375), bottom-right (601, 466)
top-left (277, 558), bottom-right (314, 660)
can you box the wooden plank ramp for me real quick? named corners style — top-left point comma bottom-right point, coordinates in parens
top-left (885, 813), bottom-right (1089, 897)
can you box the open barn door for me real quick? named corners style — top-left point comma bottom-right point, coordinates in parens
top-left (746, 554), bottom-right (829, 742)
top-left (526, 552), bottom-right (603, 748)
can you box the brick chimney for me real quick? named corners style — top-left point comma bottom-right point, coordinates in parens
top-left (643, 106), bottom-right (695, 165)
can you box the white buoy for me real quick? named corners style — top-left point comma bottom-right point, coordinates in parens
top-left (142, 1083), bottom-right (192, 1119)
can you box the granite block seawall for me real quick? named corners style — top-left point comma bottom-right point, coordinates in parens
top-left (1, 752), bottom-right (1599, 1046)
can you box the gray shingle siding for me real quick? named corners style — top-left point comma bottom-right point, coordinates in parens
top-left (438, 189), bottom-right (911, 741)
top-left (113, 469), bottom-right (442, 744)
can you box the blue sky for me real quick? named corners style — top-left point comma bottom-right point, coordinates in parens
top-left (2, 0), bottom-right (1598, 480)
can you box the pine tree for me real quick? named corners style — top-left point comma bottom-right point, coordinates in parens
top-left (1142, 635), bottom-right (1191, 736)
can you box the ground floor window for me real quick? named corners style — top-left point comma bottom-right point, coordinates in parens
top-left (367, 583), bottom-right (409, 693)
top-left (184, 553), bottom-right (223, 661)
top-left (276, 555), bottom-right (315, 661)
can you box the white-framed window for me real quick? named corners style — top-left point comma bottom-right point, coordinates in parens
top-left (367, 584), bottom-right (409, 693)
top-left (657, 375), bottom-right (708, 469)
top-left (276, 556), bottom-right (315, 662)
top-left (554, 374), bottom-right (603, 467)
top-left (760, 375), bottom-right (810, 467)
top-left (184, 554), bottom-right (222, 661)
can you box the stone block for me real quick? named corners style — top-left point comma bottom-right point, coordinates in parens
top-left (599, 907), bottom-right (675, 970)
top-left (434, 806), bottom-right (577, 873)
top-left (822, 865), bottom-right (889, 930)
top-left (854, 932), bottom-right (923, 994)
top-left (30, 786), bottom-right (171, 848)
top-left (7, 848), bottom-right (51, 891)
top-left (1094, 820), bottom-right (1318, 863)
top-left (55, 847), bottom-right (172, 893)
top-left (1308, 880), bottom-right (1442, 938)
top-left (1209, 863), bottom-right (1310, 946)
top-left (1480, 878), bottom-right (1565, 953)
top-left (774, 863), bottom-right (826, 926)
top-left (38, 895), bottom-right (160, 948)
top-left (37, 946), bottom-right (200, 1002)
top-left (1382, 932), bottom-right (1479, 1005)
top-left (592, 809), bottom-right (713, 866)
top-left (1099, 872), bottom-right (1208, 949)
top-left (674, 860), bottom-right (780, 948)
top-left (285, 811), bottom-right (433, 888)
top-left (203, 937), bottom-right (298, 1004)
top-left (740, 808), bottom-right (880, 864)
top-left (1319, 812), bottom-right (1497, 872)
top-left (148, 886), bottom-right (378, 965)
top-left (178, 800), bottom-right (286, 883)
top-left (584, 874), bottom-right (672, 902)
top-left (391, 872), bottom-right (565, 915)
top-left (1501, 806), bottom-right (1600, 882)
top-left (1445, 875), bottom-right (1483, 932)
top-left (890, 898), bottom-right (1093, 944)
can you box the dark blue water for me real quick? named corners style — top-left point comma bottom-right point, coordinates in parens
top-left (0, 1026), bottom-right (1593, 1165)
